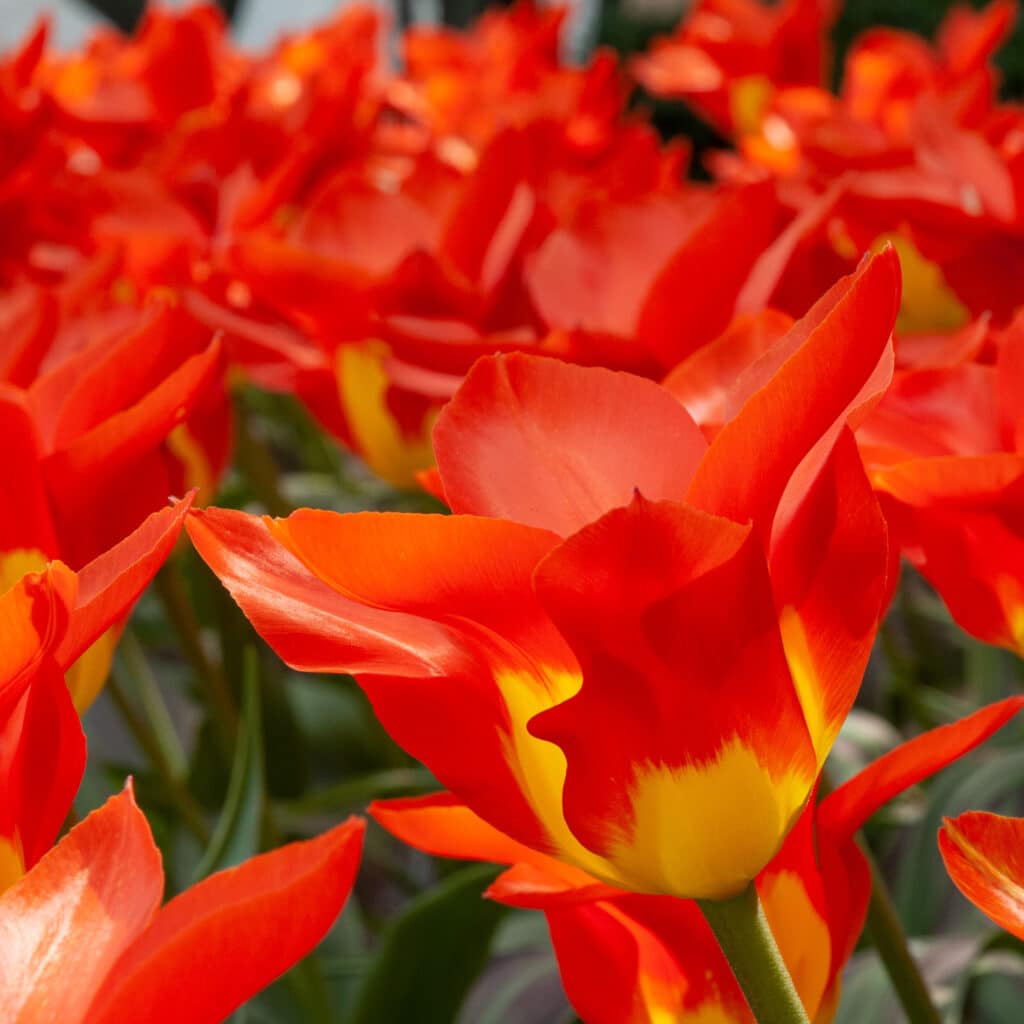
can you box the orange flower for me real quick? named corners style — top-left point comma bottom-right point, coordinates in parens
top-left (0, 498), bottom-right (191, 889)
top-left (376, 697), bottom-right (1023, 1022)
top-left (0, 783), bottom-right (364, 1024)
top-left (866, 312), bottom-right (1024, 655)
top-left (187, 250), bottom-right (898, 902)
top-left (633, 0), bottom-right (836, 137)
top-left (0, 284), bottom-right (225, 707)
top-left (391, 2), bottom-right (627, 155)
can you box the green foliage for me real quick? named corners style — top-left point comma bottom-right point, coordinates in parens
top-left (193, 652), bottom-right (264, 880)
top-left (348, 864), bottom-right (508, 1024)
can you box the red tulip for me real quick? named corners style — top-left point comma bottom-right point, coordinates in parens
top-left (187, 250), bottom-right (898, 901)
top-left (0, 283), bottom-right (227, 707)
top-left (633, 0), bottom-right (836, 136)
top-left (867, 312), bottom-right (1024, 655)
top-left (0, 498), bottom-right (192, 889)
top-left (375, 697), bottom-right (1023, 1022)
top-left (0, 783), bottom-right (364, 1024)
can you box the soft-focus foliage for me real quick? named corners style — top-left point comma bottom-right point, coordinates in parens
top-left (3, 0), bottom-right (1024, 1020)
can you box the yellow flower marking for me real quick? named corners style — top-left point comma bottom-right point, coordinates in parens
top-left (871, 232), bottom-right (969, 336)
top-left (0, 549), bottom-right (47, 595)
top-left (0, 835), bottom-right (24, 895)
top-left (336, 342), bottom-right (437, 488)
top-left (761, 870), bottom-right (831, 1019)
top-left (996, 577), bottom-right (1024, 655)
top-left (497, 666), bottom-right (812, 901)
top-left (606, 740), bottom-right (811, 901)
top-left (65, 626), bottom-right (122, 715)
top-left (166, 423), bottom-right (216, 505)
top-left (778, 606), bottom-right (830, 770)
top-left (730, 75), bottom-right (774, 138)
top-left (494, 667), bottom-right (612, 879)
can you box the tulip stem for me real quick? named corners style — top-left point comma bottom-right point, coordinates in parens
top-left (697, 883), bottom-right (810, 1024)
top-left (119, 630), bottom-right (189, 779)
top-left (107, 667), bottom-right (210, 845)
top-left (233, 394), bottom-right (292, 517)
top-left (861, 840), bottom-right (942, 1024)
top-left (153, 563), bottom-right (237, 755)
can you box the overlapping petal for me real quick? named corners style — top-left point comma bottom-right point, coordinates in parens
top-left (0, 785), bottom-right (365, 1024)
top-left (374, 697), bottom-right (1024, 1023)
top-left (0, 498), bottom-right (191, 886)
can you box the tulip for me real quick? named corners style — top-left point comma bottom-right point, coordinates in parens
top-left (866, 312), bottom-right (1024, 656)
top-left (0, 498), bottom-right (192, 891)
top-left (0, 783), bottom-right (364, 1024)
top-left (188, 250), bottom-right (897, 908)
top-left (0, 291), bottom-right (225, 708)
top-left (375, 696), bottom-right (1023, 1022)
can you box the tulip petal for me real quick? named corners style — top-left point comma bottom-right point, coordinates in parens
top-left (263, 508), bottom-right (570, 668)
top-left (872, 454), bottom-right (1024, 652)
top-left (0, 658), bottom-right (85, 877)
top-left (820, 696), bottom-right (1024, 840)
top-left (434, 354), bottom-right (707, 534)
top-left (54, 497), bottom-right (194, 670)
top-left (939, 811), bottom-right (1024, 941)
top-left (0, 571), bottom-right (59, 713)
top-left (686, 247), bottom-right (900, 534)
top-left (771, 428), bottom-right (889, 767)
top-left (637, 180), bottom-right (782, 369)
top-left (86, 818), bottom-right (365, 1024)
top-left (371, 794), bottom-right (616, 907)
top-left (187, 506), bottom-right (572, 851)
top-left (662, 310), bottom-right (793, 434)
top-left (42, 339), bottom-right (220, 564)
top-left (999, 313), bottom-right (1024, 449)
top-left (0, 387), bottom-right (58, 557)
top-left (0, 785), bottom-right (163, 1024)
top-left (371, 792), bottom-right (542, 866)
top-left (532, 494), bottom-right (816, 899)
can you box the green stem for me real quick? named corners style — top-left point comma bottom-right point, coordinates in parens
top-left (860, 840), bottom-right (942, 1024)
top-left (107, 668), bottom-right (210, 845)
top-left (118, 630), bottom-right (189, 779)
top-left (153, 563), bottom-right (237, 755)
top-left (697, 883), bottom-right (810, 1024)
top-left (233, 395), bottom-right (292, 517)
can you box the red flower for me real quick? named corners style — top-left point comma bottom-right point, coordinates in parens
top-left (0, 783), bottom-right (364, 1024)
top-left (867, 312), bottom-right (1024, 654)
top-left (633, 0), bottom-right (836, 137)
top-left (0, 286), bottom-right (225, 707)
top-left (187, 250), bottom-right (898, 901)
top-left (0, 498), bottom-right (191, 888)
top-left (375, 697), bottom-right (1023, 1022)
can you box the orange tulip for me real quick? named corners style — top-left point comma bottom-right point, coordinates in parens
top-left (187, 250), bottom-right (898, 902)
top-left (0, 286), bottom-right (225, 708)
top-left (866, 312), bottom-right (1024, 655)
top-left (633, 0), bottom-right (836, 137)
top-left (376, 697), bottom-right (1023, 1022)
top-left (0, 498), bottom-right (191, 889)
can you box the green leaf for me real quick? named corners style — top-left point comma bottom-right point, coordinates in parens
top-left (194, 649), bottom-right (264, 880)
top-left (347, 863), bottom-right (506, 1024)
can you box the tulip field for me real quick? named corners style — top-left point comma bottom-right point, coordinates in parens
top-left (5, 0), bottom-right (1024, 1021)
